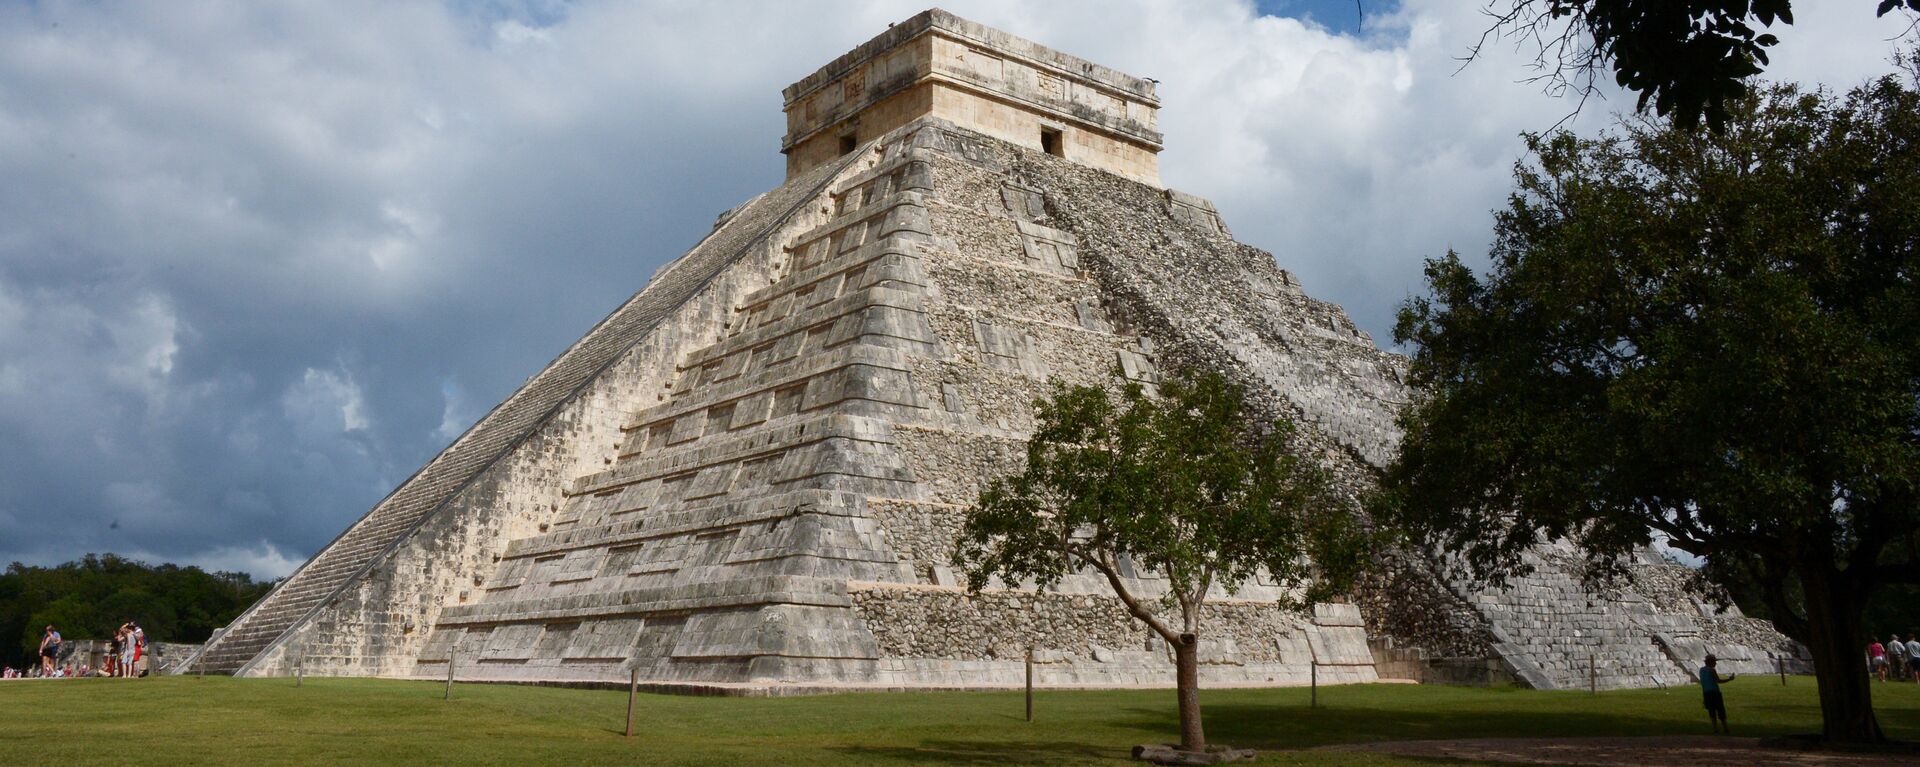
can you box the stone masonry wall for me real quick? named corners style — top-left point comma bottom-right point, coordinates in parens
top-left (922, 123), bottom-right (1803, 689)
top-left (241, 153), bottom-right (861, 678)
top-left (831, 122), bottom-right (1379, 688)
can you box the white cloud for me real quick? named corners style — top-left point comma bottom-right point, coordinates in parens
top-left (283, 366), bottom-right (370, 434)
top-left (0, 281), bottom-right (187, 415)
top-left (187, 541), bottom-right (303, 580)
top-left (105, 295), bottom-right (183, 405)
top-left (494, 20), bottom-right (554, 47)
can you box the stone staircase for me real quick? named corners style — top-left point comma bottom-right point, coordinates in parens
top-left (191, 471), bottom-right (460, 672)
top-left (189, 150), bottom-right (869, 676)
top-left (406, 141), bottom-right (941, 685)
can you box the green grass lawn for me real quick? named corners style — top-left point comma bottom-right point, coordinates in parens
top-left (1, 675), bottom-right (1917, 766)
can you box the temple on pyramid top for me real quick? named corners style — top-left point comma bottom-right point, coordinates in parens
top-left (781, 8), bottom-right (1163, 185)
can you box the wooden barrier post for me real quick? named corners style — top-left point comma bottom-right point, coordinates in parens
top-left (1779, 656), bottom-right (1787, 686)
top-left (444, 648), bottom-right (456, 700)
top-left (296, 651), bottom-right (304, 688)
top-left (1589, 654), bottom-right (1597, 694)
top-left (1306, 634), bottom-right (1322, 709)
top-left (625, 666), bottom-right (639, 737)
top-left (1025, 647), bottom-right (1035, 723)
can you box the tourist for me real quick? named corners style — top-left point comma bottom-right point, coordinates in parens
top-left (130, 622), bottom-right (147, 677)
top-left (1700, 653), bottom-right (1737, 733)
top-left (1908, 634), bottom-right (1920, 683)
top-left (38, 624), bottom-right (61, 676)
top-left (108, 626), bottom-right (122, 677)
top-left (1890, 634), bottom-right (1908, 681)
top-left (117, 623), bottom-right (133, 677)
top-left (1868, 638), bottom-right (1888, 681)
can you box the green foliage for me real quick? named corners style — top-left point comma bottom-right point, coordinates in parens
top-left (0, 554), bottom-right (274, 668)
top-left (952, 369), bottom-right (1362, 638)
top-left (1731, 555), bottom-right (1920, 644)
top-left (1492, 1), bottom-right (1919, 131)
top-left (1382, 65), bottom-right (1920, 740)
top-left (1385, 73), bottom-right (1919, 594)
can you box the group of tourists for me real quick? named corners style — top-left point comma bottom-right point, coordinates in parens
top-left (1865, 634), bottom-right (1920, 682)
top-left (1, 622), bottom-right (151, 680)
top-left (108, 622), bottom-right (149, 677)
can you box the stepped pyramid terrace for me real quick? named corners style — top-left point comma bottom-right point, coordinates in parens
top-left (187, 8), bottom-right (1802, 692)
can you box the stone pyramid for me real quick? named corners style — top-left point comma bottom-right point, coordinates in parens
top-left (191, 9), bottom-right (1799, 691)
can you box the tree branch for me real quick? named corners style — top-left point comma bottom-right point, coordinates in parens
top-left (1188, 564), bottom-right (1217, 635)
top-left (1642, 515), bottom-right (1715, 556)
top-left (1759, 563), bottom-right (1811, 643)
top-left (1079, 548), bottom-right (1179, 643)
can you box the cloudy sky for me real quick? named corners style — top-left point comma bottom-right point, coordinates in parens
top-left (0, 0), bottom-right (1911, 579)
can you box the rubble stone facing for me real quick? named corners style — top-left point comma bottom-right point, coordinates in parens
top-left (1353, 551), bottom-right (1496, 660)
top-left (865, 498), bottom-right (966, 580)
top-left (852, 587), bottom-right (1153, 661)
top-left (851, 585), bottom-right (1381, 671)
top-left (930, 124), bottom-right (1803, 689)
top-left (850, 584), bottom-right (1377, 688)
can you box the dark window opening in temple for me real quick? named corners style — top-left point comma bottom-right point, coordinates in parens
top-left (1040, 127), bottom-right (1063, 157)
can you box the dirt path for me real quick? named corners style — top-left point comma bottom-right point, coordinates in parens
top-left (1315, 736), bottom-right (1920, 766)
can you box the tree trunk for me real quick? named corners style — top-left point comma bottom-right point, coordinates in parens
top-left (1175, 633), bottom-right (1206, 752)
top-left (1800, 565), bottom-right (1883, 742)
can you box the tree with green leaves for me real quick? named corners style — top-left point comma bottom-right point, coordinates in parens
top-left (1475, 0), bottom-right (1919, 130)
top-left (953, 370), bottom-right (1362, 753)
top-left (0, 554), bottom-right (274, 669)
top-left (1380, 64), bottom-right (1919, 742)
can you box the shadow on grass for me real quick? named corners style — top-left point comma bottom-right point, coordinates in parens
top-left (831, 739), bottom-right (1121, 765)
top-left (825, 705), bottom-right (1724, 765)
top-left (1114, 703), bottom-right (1731, 749)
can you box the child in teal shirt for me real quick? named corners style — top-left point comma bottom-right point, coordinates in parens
top-left (1699, 653), bottom-right (1736, 733)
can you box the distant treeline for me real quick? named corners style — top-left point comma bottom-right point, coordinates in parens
top-left (0, 554), bottom-right (274, 669)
